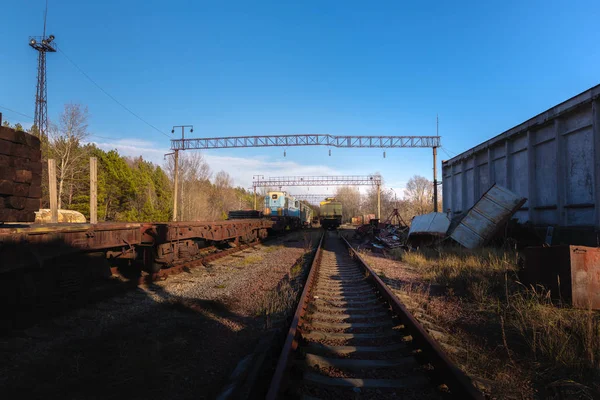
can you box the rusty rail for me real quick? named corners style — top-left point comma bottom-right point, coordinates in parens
top-left (340, 235), bottom-right (484, 400)
top-left (265, 231), bottom-right (325, 400)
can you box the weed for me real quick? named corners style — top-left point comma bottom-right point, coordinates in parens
top-left (263, 245), bottom-right (283, 253)
top-left (290, 263), bottom-right (303, 278)
top-left (255, 280), bottom-right (297, 318)
top-left (239, 254), bottom-right (264, 266)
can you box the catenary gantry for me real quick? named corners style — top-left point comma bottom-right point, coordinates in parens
top-left (253, 175), bottom-right (383, 218)
top-left (170, 134), bottom-right (440, 150)
top-left (168, 133), bottom-right (442, 221)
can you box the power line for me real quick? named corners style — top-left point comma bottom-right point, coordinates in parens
top-left (56, 45), bottom-right (172, 139)
top-left (0, 105), bottom-right (34, 120)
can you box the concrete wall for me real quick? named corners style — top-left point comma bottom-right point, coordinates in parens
top-left (442, 84), bottom-right (600, 229)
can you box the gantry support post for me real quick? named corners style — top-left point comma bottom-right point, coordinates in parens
top-left (433, 146), bottom-right (438, 212)
top-left (253, 186), bottom-right (257, 210)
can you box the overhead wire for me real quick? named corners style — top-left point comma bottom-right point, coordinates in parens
top-left (0, 105), bottom-right (121, 142)
top-left (0, 105), bottom-right (34, 120)
top-left (56, 45), bottom-right (173, 139)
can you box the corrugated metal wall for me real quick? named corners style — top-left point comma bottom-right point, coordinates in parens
top-left (442, 85), bottom-right (600, 229)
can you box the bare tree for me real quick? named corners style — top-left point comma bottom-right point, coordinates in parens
top-left (404, 175), bottom-right (434, 215)
top-left (48, 104), bottom-right (90, 209)
top-left (334, 186), bottom-right (361, 222)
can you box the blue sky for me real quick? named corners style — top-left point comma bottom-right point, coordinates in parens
top-left (1, 0), bottom-right (599, 196)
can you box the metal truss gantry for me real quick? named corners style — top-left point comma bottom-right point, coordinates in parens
top-left (253, 175), bottom-right (382, 188)
top-left (253, 175), bottom-right (383, 218)
top-left (171, 134), bottom-right (440, 150)
top-left (291, 194), bottom-right (335, 204)
top-left (171, 133), bottom-right (441, 212)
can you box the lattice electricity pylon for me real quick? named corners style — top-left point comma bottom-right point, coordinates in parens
top-left (171, 134), bottom-right (440, 150)
top-left (29, 11), bottom-right (56, 140)
top-left (253, 175), bottom-right (382, 189)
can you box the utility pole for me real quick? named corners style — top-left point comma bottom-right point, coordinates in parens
top-left (252, 175), bottom-right (264, 211)
top-left (29, 1), bottom-right (55, 140)
top-left (433, 115), bottom-right (439, 212)
top-left (377, 183), bottom-right (381, 219)
top-left (170, 125), bottom-right (193, 222)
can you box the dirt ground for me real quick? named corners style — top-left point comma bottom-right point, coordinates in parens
top-left (0, 229), bottom-right (321, 400)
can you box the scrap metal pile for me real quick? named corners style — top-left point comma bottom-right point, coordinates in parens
top-left (355, 184), bottom-right (527, 252)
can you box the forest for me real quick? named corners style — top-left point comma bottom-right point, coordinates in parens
top-left (3, 104), bottom-right (253, 222)
top-left (3, 103), bottom-right (439, 224)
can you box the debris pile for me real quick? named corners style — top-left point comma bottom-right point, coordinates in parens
top-left (354, 218), bottom-right (409, 251)
top-left (354, 184), bottom-right (527, 253)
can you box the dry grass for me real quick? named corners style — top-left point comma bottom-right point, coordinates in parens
top-left (392, 246), bottom-right (517, 301)
top-left (263, 245), bottom-right (284, 253)
top-left (391, 246), bottom-right (600, 398)
top-left (238, 254), bottom-right (264, 266)
top-left (254, 280), bottom-right (298, 318)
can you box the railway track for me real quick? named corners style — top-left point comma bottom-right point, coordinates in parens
top-left (267, 231), bottom-right (483, 399)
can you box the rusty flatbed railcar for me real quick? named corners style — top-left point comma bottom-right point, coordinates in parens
top-left (0, 222), bottom-right (142, 272)
top-left (139, 219), bottom-right (272, 271)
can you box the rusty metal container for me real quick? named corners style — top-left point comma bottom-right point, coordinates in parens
top-left (522, 245), bottom-right (600, 309)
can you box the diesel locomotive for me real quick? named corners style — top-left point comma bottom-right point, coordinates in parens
top-left (263, 191), bottom-right (313, 231)
top-left (319, 197), bottom-right (343, 229)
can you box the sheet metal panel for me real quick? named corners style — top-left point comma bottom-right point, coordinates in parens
top-left (570, 246), bottom-right (600, 309)
top-left (450, 184), bottom-right (526, 249)
top-left (408, 213), bottom-right (450, 237)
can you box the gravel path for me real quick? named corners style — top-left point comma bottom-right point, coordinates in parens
top-left (0, 230), bottom-right (321, 400)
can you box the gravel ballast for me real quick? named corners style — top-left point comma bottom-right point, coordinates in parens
top-left (0, 230), bottom-right (321, 400)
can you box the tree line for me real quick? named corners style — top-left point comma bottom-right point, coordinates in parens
top-left (333, 175), bottom-right (442, 225)
top-left (2, 104), bottom-right (254, 222)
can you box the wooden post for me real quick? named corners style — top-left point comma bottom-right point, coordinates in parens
top-left (90, 157), bottom-right (97, 224)
top-left (173, 149), bottom-right (179, 222)
top-left (48, 159), bottom-right (58, 223)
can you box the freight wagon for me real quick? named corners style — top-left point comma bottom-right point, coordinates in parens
top-left (442, 84), bottom-right (600, 245)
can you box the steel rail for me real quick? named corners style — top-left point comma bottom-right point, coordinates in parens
top-left (266, 231), bottom-right (325, 400)
top-left (340, 235), bottom-right (484, 400)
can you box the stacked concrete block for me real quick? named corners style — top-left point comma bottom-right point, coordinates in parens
top-left (0, 126), bottom-right (42, 222)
